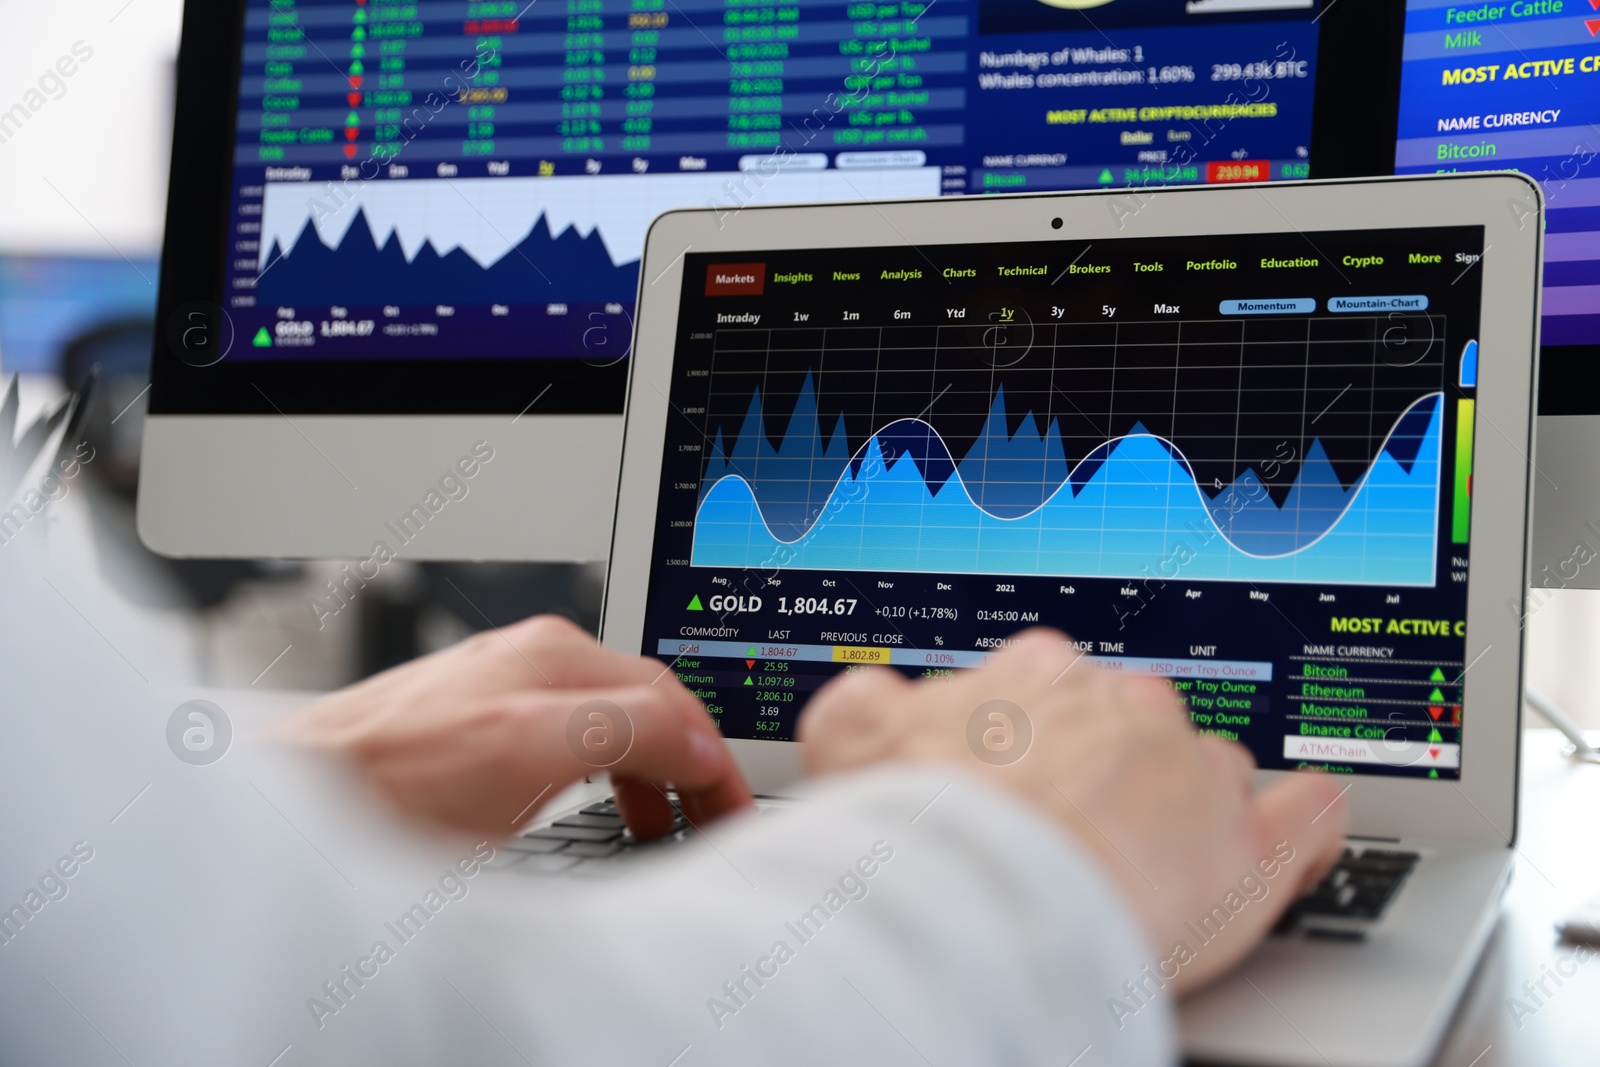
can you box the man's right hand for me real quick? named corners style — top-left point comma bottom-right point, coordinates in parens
top-left (798, 628), bottom-right (1348, 996)
top-left (276, 616), bottom-right (752, 839)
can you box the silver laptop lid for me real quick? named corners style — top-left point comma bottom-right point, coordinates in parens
top-left (606, 175), bottom-right (1542, 843)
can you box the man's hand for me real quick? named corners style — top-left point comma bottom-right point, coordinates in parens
top-left (276, 616), bottom-right (753, 838)
top-left (799, 628), bottom-right (1348, 996)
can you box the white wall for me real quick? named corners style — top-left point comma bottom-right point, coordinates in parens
top-left (0, 0), bottom-right (183, 255)
top-left (1526, 589), bottom-right (1600, 728)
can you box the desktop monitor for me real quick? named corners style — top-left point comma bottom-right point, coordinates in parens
top-left (141, 0), bottom-right (1386, 560)
top-left (1390, 0), bottom-right (1600, 589)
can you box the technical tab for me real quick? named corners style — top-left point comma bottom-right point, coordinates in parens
top-left (996, 263), bottom-right (1050, 278)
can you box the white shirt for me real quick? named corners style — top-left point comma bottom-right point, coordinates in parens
top-left (0, 553), bottom-right (1177, 1066)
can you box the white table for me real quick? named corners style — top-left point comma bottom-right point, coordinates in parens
top-left (1424, 729), bottom-right (1600, 1066)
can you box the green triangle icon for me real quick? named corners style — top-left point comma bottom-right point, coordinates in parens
top-left (351, 26), bottom-right (367, 39)
top-left (1097, 168), bottom-right (1114, 184)
top-left (1430, 668), bottom-right (1446, 682)
top-left (1428, 687), bottom-right (1445, 702)
top-left (349, 60), bottom-right (365, 75)
top-left (1428, 769), bottom-right (1439, 778)
top-left (743, 676), bottom-right (753, 686)
top-left (353, 8), bottom-right (367, 22)
top-left (251, 326), bottom-right (272, 348)
top-left (350, 44), bottom-right (365, 57)
top-left (346, 111), bottom-right (360, 125)
top-left (1428, 728), bottom-right (1443, 742)
top-left (746, 645), bottom-right (757, 656)
top-left (686, 595), bottom-right (703, 611)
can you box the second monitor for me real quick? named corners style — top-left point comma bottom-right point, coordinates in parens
top-left (143, 0), bottom-right (1370, 560)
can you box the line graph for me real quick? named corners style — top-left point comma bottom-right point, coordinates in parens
top-left (686, 317), bottom-right (1449, 585)
top-left (253, 170), bottom-right (939, 305)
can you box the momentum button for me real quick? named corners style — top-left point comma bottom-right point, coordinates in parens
top-left (1220, 298), bottom-right (1315, 315)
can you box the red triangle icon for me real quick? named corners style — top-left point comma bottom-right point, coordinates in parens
top-left (344, 126), bottom-right (359, 140)
top-left (1590, 0), bottom-right (1599, 11)
top-left (1586, 17), bottom-right (1600, 34)
top-left (1427, 705), bottom-right (1444, 721)
top-left (347, 92), bottom-right (362, 106)
top-left (348, 75), bottom-right (364, 89)
top-left (745, 659), bottom-right (755, 669)
top-left (343, 143), bottom-right (358, 158)
top-left (1429, 747), bottom-right (1440, 759)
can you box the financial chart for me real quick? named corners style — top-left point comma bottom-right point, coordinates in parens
top-left (222, 0), bottom-right (1322, 364)
top-left (254, 170), bottom-right (931, 306)
top-left (641, 227), bottom-right (1483, 778)
top-left (690, 322), bottom-right (1445, 584)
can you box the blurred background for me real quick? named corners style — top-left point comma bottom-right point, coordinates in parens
top-left (0, 0), bottom-right (602, 691)
top-left (0, 0), bottom-right (1593, 723)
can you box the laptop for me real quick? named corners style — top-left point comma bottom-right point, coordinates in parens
top-left (509, 174), bottom-right (1544, 1067)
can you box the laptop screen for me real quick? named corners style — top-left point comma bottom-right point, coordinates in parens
top-left (640, 224), bottom-right (1486, 780)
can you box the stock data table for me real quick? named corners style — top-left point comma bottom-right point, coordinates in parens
top-left (222, 0), bottom-right (1322, 362)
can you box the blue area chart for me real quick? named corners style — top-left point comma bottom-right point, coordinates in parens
top-left (256, 208), bottom-right (637, 306)
top-left (692, 378), bottom-right (1444, 585)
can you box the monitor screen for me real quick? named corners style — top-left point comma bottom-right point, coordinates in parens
top-left (1392, 0), bottom-right (1598, 349)
top-left (0, 255), bottom-right (160, 376)
top-left (223, 0), bottom-right (1324, 381)
top-left (643, 225), bottom-right (1484, 779)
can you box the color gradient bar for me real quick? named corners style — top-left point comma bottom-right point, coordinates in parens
top-left (1452, 398), bottom-right (1475, 544)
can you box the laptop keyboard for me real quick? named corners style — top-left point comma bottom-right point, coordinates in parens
top-left (497, 794), bottom-right (782, 877)
top-left (500, 802), bottom-right (1423, 917)
top-left (1274, 847), bottom-right (1421, 935)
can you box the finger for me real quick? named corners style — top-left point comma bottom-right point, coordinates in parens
top-left (1196, 734), bottom-right (1257, 798)
top-left (666, 678), bottom-right (758, 827)
top-left (1251, 772), bottom-right (1350, 902)
top-left (1123, 675), bottom-right (1189, 723)
top-left (612, 775), bottom-right (678, 840)
top-left (568, 683), bottom-right (754, 829)
top-left (495, 615), bottom-right (679, 690)
top-left (1160, 773), bottom-right (1348, 996)
top-left (798, 666), bottom-right (911, 773)
top-left (971, 628), bottom-right (1086, 694)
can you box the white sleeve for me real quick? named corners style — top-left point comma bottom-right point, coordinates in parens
top-left (383, 766), bottom-right (1178, 1067)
